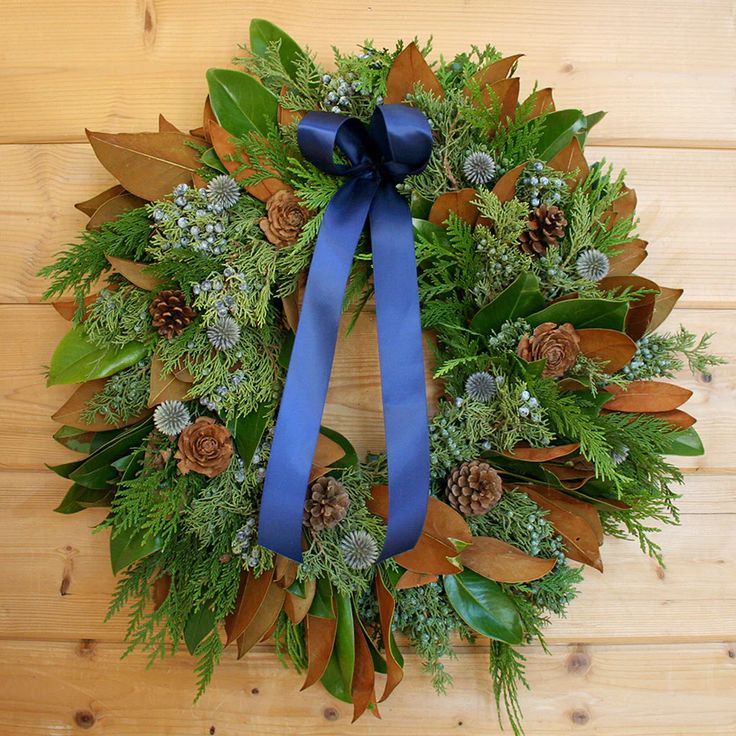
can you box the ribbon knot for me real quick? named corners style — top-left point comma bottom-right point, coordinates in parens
top-left (258, 104), bottom-right (433, 563)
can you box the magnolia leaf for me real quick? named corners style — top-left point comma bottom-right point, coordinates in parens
top-left (576, 328), bottom-right (637, 373)
top-left (229, 403), bottom-right (270, 466)
top-left (302, 579), bottom-right (337, 690)
top-left (656, 409), bottom-right (696, 430)
top-left (524, 483), bottom-right (604, 545)
top-left (547, 137), bottom-right (589, 189)
top-left (250, 19), bottom-right (306, 81)
top-left (465, 54), bottom-right (523, 94)
top-left (274, 554), bottom-right (298, 589)
top-left (202, 96), bottom-right (216, 137)
top-left (504, 442), bottom-right (580, 462)
top-left (284, 580), bottom-right (316, 625)
top-left (236, 582), bottom-right (286, 659)
top-left (75, 184), bottom-right (126, 216)
top-left (282, 291), bottom-right (299, 332)
top-left (647, 286), bottom-right (684, 334)
top-left (428, 188), bottom-right (479, 227)
top-left (598, 275), bottom-right (659, 340)
top-left (489, 163), bottom-right (527, 203)
top-left (206, 68), bottom-right (278, 138)
top-left (460, 536), bottom-right (556, 583)
top-left (52, 293), bottom-right (99, 322)
top-left (611, 185), bottom-right (637, 221)
top-left (479, 77), bottom-right (519, 132)
top-left (525, 87), bottom-right (555, 119)
top-left (470, 272), bottom-right (545, 335)
top-left (53, 425), bottom-right (120, 454)
top-left (375, 572), bottom-right (404, 701)
top-left (151, 573), bottom-right (172, 611)
top-left (395, 570), bottom-right (438, 589)
top-left (351, 620), bottom-right (379, 722)
top-left (225, 568), bottom-right (274, 645)
top-left (47, 325), bottom-right (146, 386)
top-left (110, 526), bottom-right (162, 574)
top-left (54, 483), bottom-right (112, 514)
top-left (105, 255), bottom-right (162, 291)
top-left (661, 426), bottom-right (704, 456)
top-left (384, 42), bottom-right (444, 104)
top-left (604, 381), bottom-right (693, 413)
top-left (526, 298), bottom-right (628, 331)
top-left (443, 569), bottom-right (523, 644)
top-left (608, 239), bottom-right (648, 277)
top-left (86, 193), bottom-right (146, 231)
top-left (52, 378), bottom-right (150, 431)
top-left (318, 425), bottom-right (359, 468)
top-left (537, 109), bottom-right (588, 161)
top-left (184, 607), bottom-right (216, 655)
top-left (515, 484), bottom-right (603, 570)
top-left (368, 486), bottom-right (470, 574)
top-left (148, 356), bottom-right (189, 407)
top-left (158, 114), bottom-right (181, 133)
top-left (200, 146), bottom-right (227, 173)
top-left (320, 593), bottom-right (355, 703)
top-left (85, 130), bottom-right (201, 201)
top-left (207, 119), bottom-right (286, 202)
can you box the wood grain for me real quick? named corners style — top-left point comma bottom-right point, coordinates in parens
top-left (0, 1), bottom-right (734, 147)
top-left (2, 1), bottom-right (735, 732)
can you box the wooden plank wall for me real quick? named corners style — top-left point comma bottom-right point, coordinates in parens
top-left (1, 1), bottom-right (734, 733)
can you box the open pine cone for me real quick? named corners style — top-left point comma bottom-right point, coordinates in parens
top-left (149, 289), bottom-right (195, 339)
top-left (519, 204), bottom-right (567, 256)
top-left (447, 459), bottom-right (503, 516)
top-left (303, 476), bottom-right (350, 531)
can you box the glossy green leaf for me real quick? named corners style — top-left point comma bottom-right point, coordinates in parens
top-left (661, 427), bottom-right (705, 456)
top-left (69, 419), bottom-right (153, 490)
top-left (184, 607), bottom-right (217, 655)
top-left (320, 593), bottom-right (354, 703)
top-left (285, 578), bottom-right (307, 598)
top-left (410, 192), bottom-right (433, 219)
top-left (443, 568), bottom-right (523, 644)
top-left (47, 458), bottom-right (85, 480)
top-left (537, 109), bottom-right (588, 161)
top-left (200, 147), bottom-right (228, 173)
top-left (53, 425), bottom-right (121, 455)
top-left (54, 483), bottom-right (112, 514)
top-left (319, 425), bottom-right (359, 468)
top-left (110, 526), bottom-right (162, 574)
top-left (206, 68), bottom-right (278, 138)
top-left (470, 273), bottom-right (546, 335)
top-left (229, 404), bottom-right (269, 466)
top-left (413, 217), bottom-right (450, 248)
top-left (47, 325), bottom-right (146, 386)
top-left (526, 298), bottom-right (628, 331)
top-left (249, 19), bottom-right (306, 81)
top-left (309, 578), bottom-right (335, 619)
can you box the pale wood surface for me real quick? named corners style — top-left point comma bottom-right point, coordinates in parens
top-left (1, 1), bottom-right (735, 734)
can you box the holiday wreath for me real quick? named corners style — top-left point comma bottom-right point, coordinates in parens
top-left (40, 20), bottom-right (722, 732)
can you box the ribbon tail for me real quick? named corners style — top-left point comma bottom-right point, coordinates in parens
top-left (258, 177), bottom-right (378, 562)
top-left (370, 185), bottom-right (430, 560)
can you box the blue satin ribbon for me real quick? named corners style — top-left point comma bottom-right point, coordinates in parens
top-left (258, 104), bottom-right (433, 563)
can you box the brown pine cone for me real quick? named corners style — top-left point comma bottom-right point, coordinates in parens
top-left (517, 322), bottom-right (580, 378)
top-left (175, 417), bottom-right (233, 478)
top-left (303, 476), bottom-right (350, 531)
top-left (149, 289), bottom-right (195, 339)
top-left (518, 204), bottom-right (567, 256)
top-left (447, 460), bottom-right (503, 516)
top-left (259, 189), bottom-right (312, 247)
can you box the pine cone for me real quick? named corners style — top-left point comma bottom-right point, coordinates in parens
top-left (447, 460), bottom-right (503, 516)
top-left (519, 204), bottom-right (567, 257)
top-left (304, 476), bottom-right (350, 531)
top-left (149, 289), bottom-right (195, 339)
top-left (517, 321), bottom-right (580, 378)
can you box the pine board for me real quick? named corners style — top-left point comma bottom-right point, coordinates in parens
top-left (1, 1), bottom-right (735, 733)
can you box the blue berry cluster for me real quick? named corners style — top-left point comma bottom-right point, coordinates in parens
top-left (321, 71), bottom-right (373, 113)
top-left (518, 388), bottom-right (542, 422)
top-left (475, 234), bottom-right (523, 292)
top-left (150, 183), bottom-right (229, 256)
top-left (192, 266), bottom-right (249, 300)
top-left (518, 161), bottom-right (566, 208)
top-left (620, 334), bottom-right (672, 380)
top-left (232, 517), bottom-right (261, 567)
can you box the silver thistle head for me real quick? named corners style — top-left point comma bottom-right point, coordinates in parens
top-left (206, 175), bottom-right (241, 210)
top-left (463, 151), bottom-right (496, 186)
top-left (207, 315), bottom-right (241, 351)
top-left (576, 249), bottom-right (610, 281)
top-left (340, 530), bottom-right (379, 569)
top-left (153, 400), bottom-right (191, 436)
top-left (465, 371), bottom-right (497, 402)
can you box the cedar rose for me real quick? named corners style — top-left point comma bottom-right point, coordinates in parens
top-left (259, 188), bottom-right (311, 247)
top-left (518, 321), bottom-right (580, 377)
top-left (175, 416), bottom-right (233, 477)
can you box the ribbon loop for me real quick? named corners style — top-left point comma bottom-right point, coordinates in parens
top-left (258, 104), bottom-right (433, 563)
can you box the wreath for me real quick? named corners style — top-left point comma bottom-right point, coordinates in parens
top-left (40, 20), bottom-right (721, 732)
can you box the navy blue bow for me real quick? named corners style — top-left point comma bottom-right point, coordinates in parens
top-left (258, 104), bottom-right (433, 563)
